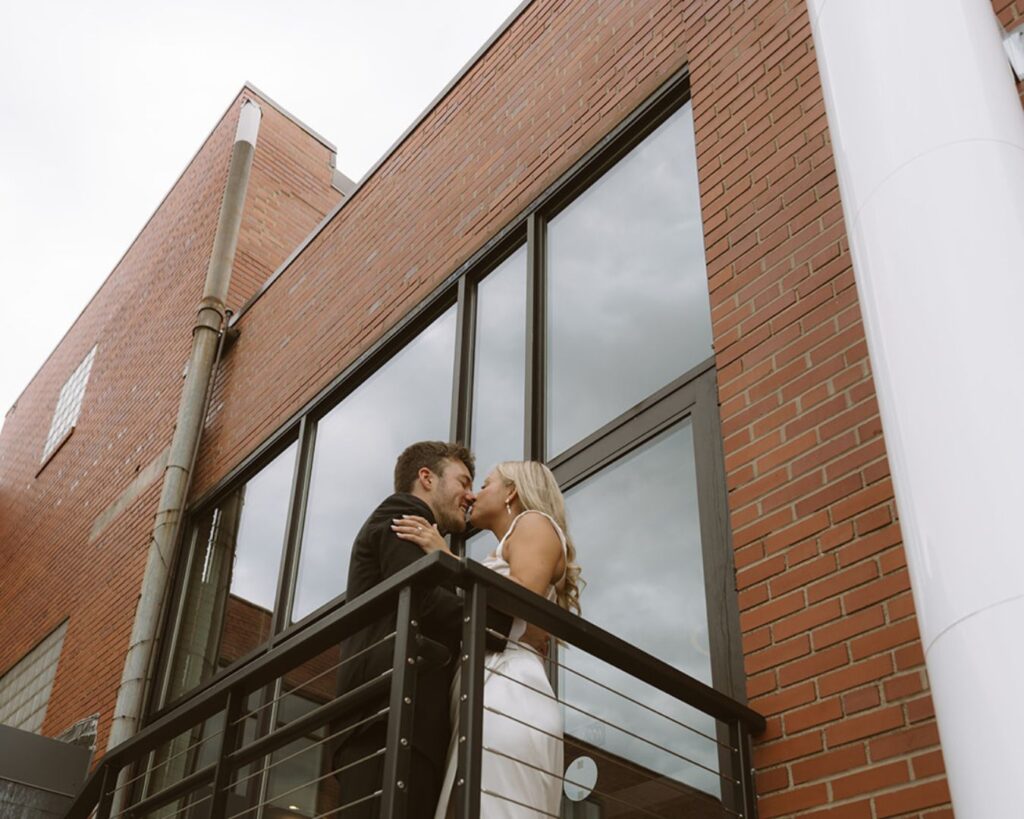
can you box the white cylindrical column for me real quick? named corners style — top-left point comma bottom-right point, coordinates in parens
top-left (808, 1), bottom-right (1024, 815)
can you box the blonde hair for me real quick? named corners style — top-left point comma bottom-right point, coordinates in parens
top-left (494, 461), bottom-right (583, 614)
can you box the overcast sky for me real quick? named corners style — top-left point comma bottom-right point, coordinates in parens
top-left (0, 0), bottom-right (523, 428)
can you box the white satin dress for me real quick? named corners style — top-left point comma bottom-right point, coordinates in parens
top-left (434, 510), bottom-right (566, 818)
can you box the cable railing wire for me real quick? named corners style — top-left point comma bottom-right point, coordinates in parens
top-left (231, 631), bottom-right (397, 728)
top-left (482, 704), bottom-right (737, 810)
top-left (223, 746), bottom-right (386, 819)
top-left (110, 723), bottom-right (225, 797)
top-left (227, 708), bottom-right (389, 792)
top-left (485, 627), bottom-right (734, 751)
top-left (482, 744), bottom-right (740, 819)
top-left (486, 668), bottom-right (737, 784)
top-left (114, 788), bottom-right (212, 819)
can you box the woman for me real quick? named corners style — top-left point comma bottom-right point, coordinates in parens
top-left (392, 460), bottom-right (583, 818)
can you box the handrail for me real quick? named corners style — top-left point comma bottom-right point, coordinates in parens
top-left (65, 552), bottom-right (764, 819)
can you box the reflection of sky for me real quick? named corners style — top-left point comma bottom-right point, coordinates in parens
top-left (229, 443), bottom-right (297, 611)
top-left (561, 421), bottom-right (720, 797)
top-left (471, 247), bottom-right (527, 481)
top-left (292, 309), bottom-right (456, 621)
top-left (546, 103), bottom-right (713, 457)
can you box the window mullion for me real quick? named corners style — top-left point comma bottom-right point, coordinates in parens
top-left (273, 418), bottom-right (317, 637)
top-left (525, 212), bottom-right (546, 461)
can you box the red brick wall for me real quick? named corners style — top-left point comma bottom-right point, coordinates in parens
top-left (688, 1), bottom-right (960, 816)
top-left (0, 88), bottom-right (339, 755)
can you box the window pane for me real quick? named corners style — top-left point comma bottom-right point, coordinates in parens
top-left (292, 309), bottom-right (457, 621)
top-left (561, 421), bottom-right (720, 798)
top-left (471, 246), bottom-right (527, 480)
top-left (546, 103), bottom-right (712, 456)
top-left (166, 443), bottom-right (296, 701)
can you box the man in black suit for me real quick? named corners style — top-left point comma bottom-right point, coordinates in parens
top-left (332, 441), bottom-right (508, 817)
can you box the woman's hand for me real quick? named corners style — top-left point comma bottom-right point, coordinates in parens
top-left (392, 515), bottom-right (451, 555)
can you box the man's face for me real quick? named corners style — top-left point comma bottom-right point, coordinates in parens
top-left (429, 458), bottom-right (475, 535)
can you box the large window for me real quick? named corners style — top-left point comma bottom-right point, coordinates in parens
top-left (157, 77), bottom-right (742, 817)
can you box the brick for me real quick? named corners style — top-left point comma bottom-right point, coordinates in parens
top-left (884, 671), bottom-right (925, 701)
top-left (842, 685), bottom-right (881, 715)
top-left (773, 598), bottom-right (842, 641)
top-left (912, 749), bottom-right (946, 779)
top-left (825, 705), bottom-right (904, 746)
top-left (843, 569), bottom-right (911, 613)
top-left (752, 681), bottom-right (817, 716)
top-left (849, 619), bottom-right (919, 660)
top-left (755, 731), bottom-right (825, 767)
top-left (758, 782), bottom-right (829, 818)
top-left (800, 800), bottom-right (873, 819)
top-left (831, 760), bottom-right (910, 800)
top-left (836, 524), bottom-right (902, 567)
top-left (746, 635), bottom-right (811, 674)
top-left (812, 605), bottom-right (885, 649)
top-left (906, 694), bottom-right (935, 723)
top-left (869, 723), bottom-right (941, 761)
top-left (875, 780), bottom-right (952, 818)
top-left (807, 561), bottom-right (879, 604)
top-left (791, 744), bottom-right (868, 784)
top-left (770, 553), bottom-right (835, 596)
top-left (779, 644), bottom-right (849, 686)
top-left (756, 764), bottom-right (790, 794)
top-left (784, 697), bottom-right (842, 734)
top-left (740, 590), bottom-right (805, 630)
top-left (819, 654), bottom-right (893, 697)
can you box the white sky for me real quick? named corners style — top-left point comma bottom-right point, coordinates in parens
top-left (0, 0), bottom-right (523, 428)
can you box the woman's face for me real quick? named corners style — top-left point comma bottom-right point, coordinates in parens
top-left (470, 468), bottom-right (510, 530)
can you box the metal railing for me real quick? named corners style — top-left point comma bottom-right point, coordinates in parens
top-left (65, 552), bottom-right (765, 819)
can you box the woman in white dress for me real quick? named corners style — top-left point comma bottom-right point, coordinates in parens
top-left (392, 460), bottom-right (583, 818)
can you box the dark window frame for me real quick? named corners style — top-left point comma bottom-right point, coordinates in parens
top-left (150, 64), bottom-right (745, 727)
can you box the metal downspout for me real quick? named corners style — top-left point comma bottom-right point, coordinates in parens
top-left (105, 100), bottom-right (262, 795)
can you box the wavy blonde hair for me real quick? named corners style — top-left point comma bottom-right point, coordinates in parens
top-left (494, 460), bottom-right (583, 614)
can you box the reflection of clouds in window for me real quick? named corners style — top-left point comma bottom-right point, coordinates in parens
top-left (472, 246), bottom-right (527, 481)
top-left (547, 103), bottom-right (712, 456)
top-left (229, 442), bottom-right (297, 611)
top-left (292, 309), bottom-right (457, 621)
top-left (561, 421), bottom-right (719, 796)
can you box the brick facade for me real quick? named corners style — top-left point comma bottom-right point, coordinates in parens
top-left (0, 87), bottom-right (341, 756)
top-left (3, 0), bottom-right (1021, 814)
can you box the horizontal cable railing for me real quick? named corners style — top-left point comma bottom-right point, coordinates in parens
top-left (64, 551), bottom-right (765, 819)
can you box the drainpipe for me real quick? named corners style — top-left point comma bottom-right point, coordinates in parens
top-left (106, 100), bottom-right (262, 774)
top-left (808, 2), bottom-right (1024, 815)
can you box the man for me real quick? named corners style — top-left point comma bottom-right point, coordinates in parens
top-left (332, 441), bottom-right (510, 817)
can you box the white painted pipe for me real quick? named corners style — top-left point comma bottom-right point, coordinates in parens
top-left (808, 1), bottom-right (1024, 815)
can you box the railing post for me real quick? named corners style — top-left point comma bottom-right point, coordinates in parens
top-left (456, 582), bottom-right (486, 819)
top-left (95, 762), bottom-right (118, 819)
top-left (208, 688), bottom-right (245, 817)
top-left (734, 719), bottom-right (759, 819)
top-left (380, 585), bottom-right (418, 819)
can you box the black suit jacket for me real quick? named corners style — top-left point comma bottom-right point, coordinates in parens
top-left (334, 493), bottom-right (509, 765)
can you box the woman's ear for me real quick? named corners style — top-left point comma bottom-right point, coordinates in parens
top-left (505, 485), bottom-right (518, 507)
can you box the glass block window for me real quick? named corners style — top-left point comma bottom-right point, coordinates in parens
top-left (42, 345), bottom-right (97, 462)
top-left (0, 621), bottom-right (68, 733)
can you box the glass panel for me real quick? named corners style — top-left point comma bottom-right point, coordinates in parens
top-left (471, 246), bottom-right (527, 480)
top-left (561, 421), bottom-right (721, 801)
top-left (546, 103), bottom-right (713, 456)
top-left (293, 308), bottom-right (457, 621)
top-left (166, 443), bottom-right (296, 701)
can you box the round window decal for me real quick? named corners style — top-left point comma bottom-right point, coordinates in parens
top-left (563, 755), bottom-right (598, 801)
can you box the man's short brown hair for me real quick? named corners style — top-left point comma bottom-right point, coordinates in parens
top-left (394, 441), bottom-right (475, 493)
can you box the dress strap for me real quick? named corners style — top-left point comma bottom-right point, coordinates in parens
top-left (497, 510), bottom-right (568, 560)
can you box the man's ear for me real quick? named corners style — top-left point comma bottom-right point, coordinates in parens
top-left (417, 466), bottom-right (434, 491)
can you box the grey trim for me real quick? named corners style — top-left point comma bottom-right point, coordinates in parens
top-left (0, 724), bottom-right (90, 797)
top-left (241, 81), bottom-right (337, 154)
top-left (229, 0), bottom-right (538, 327)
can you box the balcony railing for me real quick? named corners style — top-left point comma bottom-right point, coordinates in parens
top-left (65, 552), bottom-right (765, 819)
